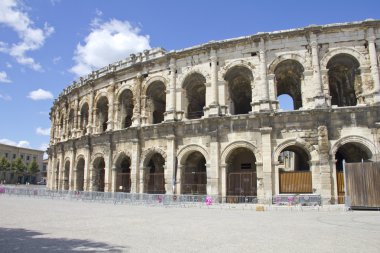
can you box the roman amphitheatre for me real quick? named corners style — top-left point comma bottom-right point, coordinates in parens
top-left (47, 19), bottom-right (380, 204)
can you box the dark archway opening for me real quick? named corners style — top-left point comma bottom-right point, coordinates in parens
top-left (182, 151), bottom-right (207, 195)
top-left (183, 73), bottom-right (206, 119)
top-left (145, 153), bottom-right (165, 194)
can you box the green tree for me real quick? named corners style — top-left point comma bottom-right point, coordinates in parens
top-left (28, 160), bottom-right (40, 182)
top-left (12, 157), bottom-right (26, 183)
top-left (0, 156), bottom-right (10, 182)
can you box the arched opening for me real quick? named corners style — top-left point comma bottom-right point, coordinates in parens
top-left (224, 66), bottom-right (252, 115)
top-left (67, 109), bottom-right (75, 138)
top-left (93, 157), bottom-right (105, 192)
top-left (327, 54), bottom-right (360, 107)
top-left (145, 153), bottom-right (165, 194)
top-left (226, 148), bottom-right (257, 201)
top-left (277, 145), bottom-right (312, 194)
top-left (146, 81), bottom-right (166, 124)
top-left (96, 96), bottom-right (108, 133)
top-left (80, 103), bottom-right (89, 135)
top-left (335, 142), bottom-right (372, 203)
top-left (278, 94), bottom-right (294, 111)
top-left (59, 115), bottom-right (65, 139)
top-left (183, 73), bottom-right (206, 119)
top-left (275, 60), bottom-right (304, 110)
top-left (115, 155), bottom-right (131, 192)
top-left (76, 158), bottom-right (85, 191)
top-left (119, 89), bottom-right (134, 128)
top-left (182, 151), bottom-right (207, 195)
top-left (63, 161), bottom-right (70, 190)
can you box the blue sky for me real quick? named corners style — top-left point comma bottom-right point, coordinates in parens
top-left (0, 0), bottom-right (379, 154)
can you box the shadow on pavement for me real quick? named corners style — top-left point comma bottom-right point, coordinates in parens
top-left (0, 227), bottom-right (126, 252)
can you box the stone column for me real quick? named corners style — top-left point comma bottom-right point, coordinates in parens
top-left (111, 167), bottom-right (117, 192)
top-left (59, 151), bottom-right (64, 190)
top-left (73, 169), bottom-right (78, 191)
top-left (267, 74), bottom-right (279, 110)
top-left (206, 49), bottom-right (220, 116)
top-left (208, 132), bottom-right (220, 196)
top-left (139, 167), bottom-right (146, 193)
top-left (84, 145), bottom-right (91, 191)
top-left (132, 74), bottom-right (142, 126)
top-left (113, 101), bottom-right (120, 130)
top-left (87, 89), bottom-right (94, 134)
top-left (310, 33), bottom-right (327, 107)
top-left (317, 125), bottom-right (332, 204)
top-left (107, 81), bottom-right (115, 131)
top-left (220, 164), bottom-right (227, 202)
top-left (165, 135), bottom-right (176, 194)
top-left (73, 96), bottom-right (79, 138)
top-left (130, 138), bottom-right (140, 193)
top-left (176, 165), bottom-right (184, 194)
top-left (367, 28), bottom-right (380, 102)
top-left (165, 58), bottom-right (177, 121)
top-left (258, 38), bottom-right (271, 112)
top-left (260, 127), bottom-right (272, 201)
top-left (48, 155), bottom-right (55, 190)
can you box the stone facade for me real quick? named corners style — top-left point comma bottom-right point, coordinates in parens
top-left (48, 20), bottom-right (380, 203)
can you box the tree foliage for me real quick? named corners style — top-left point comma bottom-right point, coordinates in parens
top-left (28, 160), bottom-right (40, 175)
top-left (0, 156), bottom-right (10, 172)
top-left (12, 157), bottom-right (26, 175)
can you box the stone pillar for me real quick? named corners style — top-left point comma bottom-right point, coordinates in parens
top-left (208, 132), bottom-right (220, 196)
top-left (367, 28), bottom-right (380, 102)
top-left (132, 74), bottom-right (142, 126)
top-left (310, 33), bottom-right (327, 107)
top-left (84, 145), bottom-right (91, 191)
top-left (176, 165), bottom-right (184, 194)
top-left (267, 74), bottom-right (279, 110)
top-left (59, 151), bottom-right (64, 190)
top-left (73, 96), bottom-right (79, 138)
top-left (317, 125), bottom-right (332, 204)
top-left (87, 89), bottom-right (94, 134)
top-left (258, 38), bottom-right (271, 112)
top-left (48, 156), bottom-right (55, 189)
top-left (111, 167), bottom-right (117, 192)
top-left (220, 164), bottom-right (227, 202)
top-left (260, 127), bottom-right (273, 201)
top-left (165, 58), bottom-right (177, 121)
top-left (113, 101), bottom-right (120, 130)
top-left (165, 135), bottom-right (176, 194)
top-left (107, 80), bottom-right (115, 131)
top-left (73, 169), bottom-right (78, 191)
top-left (69, 151), bottom-right (75, 191)
top-left (139, 167), bottom-right (146, 193)
top-left (320, 69), bottom-right (331, 106)
top-left (206, 49), bottom-right (220, 117)
top-left (130, 138), bottom-right (140, 193)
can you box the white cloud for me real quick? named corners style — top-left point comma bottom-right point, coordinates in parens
top-left (27, 88), bottom-right (54, 100)
top-left (39, 143), bottom-right (49, 159)
top-left (0, 0), bottom-right (54, 71)
top-left (0, 71), bottom-right (11, 83)
top-left (0, 138), bottom-right (31, 148)
top-left (0, 93), bottom-right (12, 101)
top-left (70, 19), bottom-right (151, 76)
top-left (36, 127), bottom-right (50, 136)
top-left (52, 56), bottom-right (61, 64)
top-left (5, 62), bottom-right (12, 68)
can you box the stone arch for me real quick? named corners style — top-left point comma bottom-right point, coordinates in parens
top-left (140, 147), bottom-right (167, 167)
top-left (113, 150), bottom-right (132, 167)
top-left (268, 53), bottom-right (308, 74)
top-left (94, 91), bottom-right (109, 106)
top-left (63, 158), bottom-right (71, 190)
top-left (113, 151), bottom-right (132, 192)
top-left (177, 144), bottom-right (209, 165)
top-left (181, 71), bottom-right (207, 119)
top-left (142, 75), bottom-right (168, 95)
top-left (75, 154), bottom-right (85, 167)
top-left (75, 155), bottom-right (85, 191)
top-left (78, 96), bottom-right (89, 109)
top-left (145, 78), bottom-right (166, 124)
top-left (330, 135), bottom-right (376, 159)
top-left (91, 152), bottom-right (106, 165)
top-left (273, 138), bottom-right (318, 164)
top-left (115, 83), bottom-right (135, 100)
top-left (320, 47), bottom-right (368, 70)
top-left (117, 88), bottom-right (134, 128)
top-left (94, 94), bottom-right (109, 133)
top-left (220, 60), bottom-right (256, 80)
top-left (178, 67), bottom-right (211, 86)
top-left (221, 141), bottom-right (262, 165)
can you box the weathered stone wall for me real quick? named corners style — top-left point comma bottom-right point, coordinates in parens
top-left (48, 20), bottom-right (380, 203)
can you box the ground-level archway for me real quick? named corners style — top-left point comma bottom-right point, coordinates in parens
top-left (93, 157), bottom-right (105, 192)
top-left (335, 142), bottom-right (372, 203)
top-left (226, 147), bottom-right (257, 201)
top-left (145, 153), bottom-right (165, 194)
top-left (182, 151), bottom-right (207, 195)
top-left (76, 157), bottom-right (85, 191)
top-left (115, 155), bottom-right (131, 192)
top-left (63, 160), bottom-right (70, 190)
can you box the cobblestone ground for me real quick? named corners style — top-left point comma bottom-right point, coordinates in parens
top-left (1, 195), bottom-right (380, 253)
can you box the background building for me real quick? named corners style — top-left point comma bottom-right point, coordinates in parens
top-left (0, 143), bottom-right (44, 184)
top-left (48, 20), bottom-right (380, 203)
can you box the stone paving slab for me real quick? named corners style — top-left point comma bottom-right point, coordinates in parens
top-left (1, 195), bottom-right (380, 252)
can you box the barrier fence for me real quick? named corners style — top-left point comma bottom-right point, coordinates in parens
top-left (0, 185), bottom-right (330, 207)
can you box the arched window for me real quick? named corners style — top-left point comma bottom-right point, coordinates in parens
top-left (275, 60), bottom-right (304, 110)
top-left (146, 81), bottom-right (166, 124)
top-left (118, 90), bottom-right (134, 128)
top-left (224, 66), bottom-right (252, 115)
top-left (327, 54), bottom-right (360, 107)
top-left (96, 97), bottom-right (108, 133)
top-left (183, 73), bottom-right (206, 119)
top-left (80, 103), bottom-right (89, 135)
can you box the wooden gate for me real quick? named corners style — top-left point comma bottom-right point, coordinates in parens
top-left (146, 173), bottom-right (165, 194)
top-left (336, 171), bottom-right (345, 204)
top-left (279, 171), bottom-right (312, 194)
top-left (345, 162), bottom-right (380, 208)
top-left (182, 170), bottom-right (207, 195)
top-left (227, 172), bottom-right (257, 196)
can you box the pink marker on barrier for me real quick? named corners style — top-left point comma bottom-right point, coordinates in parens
top-left (205, 196), bottom-right (213, 206)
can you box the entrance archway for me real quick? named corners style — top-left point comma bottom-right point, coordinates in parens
top-left (93, 157), bottom-right (105, 192)
top-left (277, 146), bottom-right (312, 194)
top-left (183, 73), bottom-right (206, 119)
top-left (63, 160), bottom-right (70, 190)
top-left (226, 147), bottom-right (257, 200)
top-left (145, 153), bottom-right (165, 194)
top-left (335, 142), bottom-right (372, 203)
top-left (182, 151), bottom-right (207, 195)
top-left (76, 158), bottom-right (85, 191)
top-left (115, 155), bottom-right (131, 192)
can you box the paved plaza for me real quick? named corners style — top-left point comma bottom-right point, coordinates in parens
top-left (1, 195), bottom-right (380, 252)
